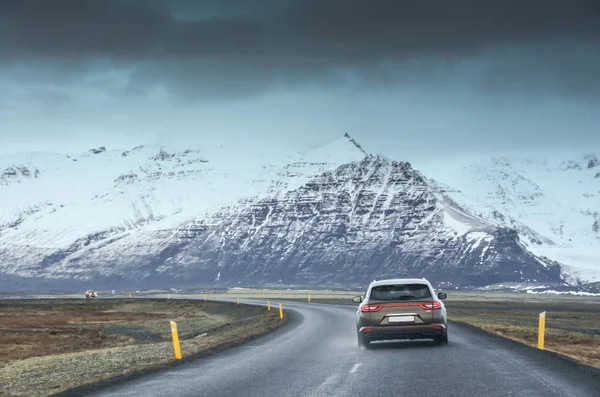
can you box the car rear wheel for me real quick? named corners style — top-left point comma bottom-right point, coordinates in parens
top-left (435, 334), bottom-right (448, 346)
top-left (358, 334), bottom-right (373, 349)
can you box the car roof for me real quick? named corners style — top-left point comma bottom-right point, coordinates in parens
top-left (369, 278), bottom-right (432, 287)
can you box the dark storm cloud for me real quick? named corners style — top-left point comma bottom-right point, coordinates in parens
top-left (1, 0), bottom-right (599, 97)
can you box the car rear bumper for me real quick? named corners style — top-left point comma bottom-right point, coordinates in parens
top-left (359, 323), bottom-right (447, 341)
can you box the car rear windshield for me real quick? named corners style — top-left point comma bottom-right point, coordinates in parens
top-left (369, 284), bottom-right (432, 301)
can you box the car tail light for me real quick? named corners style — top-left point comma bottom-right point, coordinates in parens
top-left (361, 305), bottom-right (383, 312)
top-left (432, 325), bottom-right (444, 330)
top-left (361, 302), bottom-right (441, 311)
top-left (419, 302), bottom-right (441, 310)
top-left (362, 328), bottom-right (373, 333)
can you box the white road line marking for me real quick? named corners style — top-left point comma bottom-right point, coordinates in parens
top-left (313, 373), bottom-right (342, 394)
top-left (350, 363), bottom-right (362, 373)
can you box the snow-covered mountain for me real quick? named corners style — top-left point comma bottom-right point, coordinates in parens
top-left (418, 154), bottom-right (600, 284)
top-left (196, 156), bottom-right (561, 289)
top-left (0, 135), bottom-right (581, 291)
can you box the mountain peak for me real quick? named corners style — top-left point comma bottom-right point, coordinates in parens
top-left (301, 134), bottom-right (368, 167)
top-left (343, 132), bottom-right (369, 156)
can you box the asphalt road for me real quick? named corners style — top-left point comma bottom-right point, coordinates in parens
top-left (80, 299), bottom-right (600, 397)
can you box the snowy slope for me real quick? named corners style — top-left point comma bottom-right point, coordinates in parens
top-left (0, 135), bottom-right (371, 281)
top-left (0, 137), bottom-right (365, 240)
top-left (1, 147), bottom-right (243, 248)
top-left (417, 154), bottom-right (600, 283)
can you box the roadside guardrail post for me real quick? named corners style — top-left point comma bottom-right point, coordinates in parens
top-left (170, 321), bottom-right (182, 359)
top-left (279, 303), bottom-right (283, 319)
top-left (538, 311), bottom-right (546, 350)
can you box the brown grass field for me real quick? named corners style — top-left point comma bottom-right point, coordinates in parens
top-left (0, 298), bottom-right (285, 397)
top-left (446, 299), bottom-right (600, 369)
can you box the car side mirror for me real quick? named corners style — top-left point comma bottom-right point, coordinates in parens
top-left (352, 296), bottom-right (363, 303)
top-left (437, 292), bottom-right (447, 300)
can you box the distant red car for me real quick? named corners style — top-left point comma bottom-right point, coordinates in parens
top-left (85, 290), bottom-right (98, 299)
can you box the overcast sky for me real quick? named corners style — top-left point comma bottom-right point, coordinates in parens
top-left (1, 0), bottom-right (599, 162)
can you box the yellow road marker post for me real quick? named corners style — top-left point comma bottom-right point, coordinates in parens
top-left (204, 294), bottom-right (207, 301)
top-left (308, 295), bottom-right (311, 303)
top-left (170, 321), bottom-right (182, 360)
top-left (237, 297), bottom-right (240, 304)
top-left (168, 293), bottom-right (171, 299)
top-left (279, 303), bottom-right (283, 319)
top-left (538, 311), bottom-right (546, 349)
top-left (267, 300), bottom-right (271, 311)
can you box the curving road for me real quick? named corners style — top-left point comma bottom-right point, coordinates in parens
top-left (76, 299), bottom-right (599, 397)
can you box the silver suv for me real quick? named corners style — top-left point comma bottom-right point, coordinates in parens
top-left (353, 278), bottom-right (448, 348)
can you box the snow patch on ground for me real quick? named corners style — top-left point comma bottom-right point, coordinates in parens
top-left (440, 203), bottom-right (493, 237)
top-left (526, 290), bottom-right (600, 296)
top-left (466, 231), bottom-right (490, 242)
top-left (442, 211), bottom-right (471, 236)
